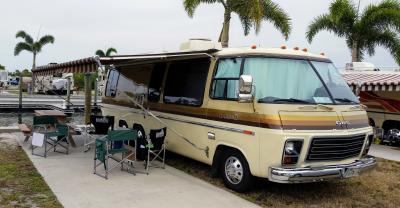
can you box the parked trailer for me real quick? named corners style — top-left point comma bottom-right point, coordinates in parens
top-left (341, 63), bottom-right (400, 144)
top-left (100, 40), bottom-right (375, 192)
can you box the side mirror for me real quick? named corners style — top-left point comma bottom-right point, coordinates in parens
top-left (238, 75), bottom-right (253, 103)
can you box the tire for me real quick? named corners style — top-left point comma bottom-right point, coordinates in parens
top-left (220, 149), bottom-right (254, 192)
top-left (388, 136), bottom-right (394, 146)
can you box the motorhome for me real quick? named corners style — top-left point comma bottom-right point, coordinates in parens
top-left (34, 73), bottom-right (74, 95)
top-left (101, 40), bottom-right (376, 192)
top-left (341, 62), bottom-right (400, 144)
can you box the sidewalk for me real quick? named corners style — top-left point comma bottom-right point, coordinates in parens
top-left (369, 144), bottom-right (400, 162)
top-left (14, 132), bottom-right (259, 208)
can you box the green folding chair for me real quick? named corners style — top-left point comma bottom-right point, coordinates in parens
top-left (93, 129), bottom-right (137, 179)
top-left (31, 116), bottom-right (69, 158)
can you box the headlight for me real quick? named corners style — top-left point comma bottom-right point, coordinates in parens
top-left (282, 140), bottom-right (303, 165)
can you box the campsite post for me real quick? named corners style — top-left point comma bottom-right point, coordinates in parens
top-left (84, 73), bottom-right (91, 124)
top-left (66, 77), bottom-right (71, 109)
top-left (93, 77), bottom-right (98, 106)
top-left (18, 74), bottom-right (22, 124)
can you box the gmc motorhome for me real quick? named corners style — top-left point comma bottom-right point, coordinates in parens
top-left (101, 40), bottom-right (376, 192)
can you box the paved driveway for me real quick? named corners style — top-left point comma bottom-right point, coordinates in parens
top-left (14, 133), bottom-right (259, 208)
top-left (369, 144), bottom-right (400, 162)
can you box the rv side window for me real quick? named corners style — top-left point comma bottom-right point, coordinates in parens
top-left (105, 69), bottom-right (120, 97)
top-left (163, 59), bottom-right (210, 106)
top-left (211, 58), bottom-right (242, 100)
top-left (148, 63), bottom-right (167, 102)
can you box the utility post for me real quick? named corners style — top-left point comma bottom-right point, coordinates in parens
top-left (84, 73), bottom-right (92, 124)
top-left (66, 77), bottom-right (71, 109)
top-left (18, 75), bottom-right (23, 124)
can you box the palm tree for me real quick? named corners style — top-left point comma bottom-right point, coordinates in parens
top-left (183, 0), bottom-right (291, 47)
top-left (14, 30), bottom-right (55, 71)
top-left (306, 0), bottom-right (400, 64)
top-left (95, 47), bottom-right (117, 57)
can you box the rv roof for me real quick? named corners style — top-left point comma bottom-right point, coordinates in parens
top-left (214, 47), bottom-right (329, 61)
top-left (103, 47), bottom-right (330, 63)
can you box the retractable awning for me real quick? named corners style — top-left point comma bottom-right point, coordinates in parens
top-left (341, 71), bottom-right (400, 92)
top-left (32, 49), bottom-right (217, 77)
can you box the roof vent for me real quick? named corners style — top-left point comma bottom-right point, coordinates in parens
top-left (180, 39), bottom-right (222, 51)
top-left (345, 62), bottom-right (376, 71)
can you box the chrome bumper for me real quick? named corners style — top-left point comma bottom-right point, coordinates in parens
top-left (268, 156), bottom-right (376, 183)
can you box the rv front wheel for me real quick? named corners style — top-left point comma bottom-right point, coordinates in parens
top-left (221, 149), bottom-right (254, 192)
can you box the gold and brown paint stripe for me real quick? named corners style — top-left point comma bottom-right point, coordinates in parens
top-left (103, 99), bottom-right (370, 130)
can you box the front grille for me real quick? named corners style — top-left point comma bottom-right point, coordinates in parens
top-left (307, 134), bottom-right (366, 161)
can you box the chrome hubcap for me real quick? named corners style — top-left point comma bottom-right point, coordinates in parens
top-left (224, 156), bottom-right (243, 185)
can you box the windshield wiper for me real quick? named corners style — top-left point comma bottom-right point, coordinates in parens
top-left (272, 98), bottom-right (311, 104)
top-left (334, 98), bottom-right (358, 104)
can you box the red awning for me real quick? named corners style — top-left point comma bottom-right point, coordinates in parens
top-left (342, 71), bottom-right (400, 91)
top-left (32, 49), bottom-right (217, 77)
top-left (32, 57), bottom-right (98, 76)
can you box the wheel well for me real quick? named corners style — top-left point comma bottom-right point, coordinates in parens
top-left (211, 145), bottom-right (246, 177)
top-left (118, 120), bottom-right (128, 128)
top-left (382, 120), bottom-right (400, 134)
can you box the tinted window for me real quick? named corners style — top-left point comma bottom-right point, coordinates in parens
top-left (105, 69), bottom-right (120, 97)
top-left (211, 58), bottom-right (242, 99)
top-left (148, 63), bottom-right (167, 102)
top-left (164, 59), bottom-right (210, 106)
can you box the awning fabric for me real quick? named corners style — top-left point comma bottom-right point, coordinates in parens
top-left (32, 57), bottom-right (98, 76)
top-left (341, 71), bottom-right (400, 92)
top-left (32, 49), bottom-right (217, 77)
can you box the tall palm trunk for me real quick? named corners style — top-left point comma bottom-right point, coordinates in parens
top-left (218, 10), bottom-right (231, 48)
top-left (351, 42), bottom-right (360, 62)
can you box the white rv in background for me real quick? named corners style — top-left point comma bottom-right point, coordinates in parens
top-left (34, 73), bottom-right (74, 95)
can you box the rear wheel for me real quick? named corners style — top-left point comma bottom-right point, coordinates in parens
top-left (220, 149), bottom-right (254, 192)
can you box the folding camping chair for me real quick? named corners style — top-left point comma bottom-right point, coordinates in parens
top-left (93, 129), bottom-right (137, 179)
top-left (83, 115), bottom-right (114, 152)
top-left (145, 128), bottom-right (167, 173)
top-left (31, 116), bottom-right (69, 158)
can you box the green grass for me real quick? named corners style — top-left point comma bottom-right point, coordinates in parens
top-left (166, 152), bottom-right (400, 208)
top-left (0, 143), bottom-right (62, 208)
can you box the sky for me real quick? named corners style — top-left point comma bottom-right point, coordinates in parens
top-left (0, 0), bottom-right (398, 72)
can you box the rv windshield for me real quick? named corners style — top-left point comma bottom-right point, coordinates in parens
top-left (243, 58), bottom-right (334, 104)
top-left (311, 61), bottom-right (359, 104)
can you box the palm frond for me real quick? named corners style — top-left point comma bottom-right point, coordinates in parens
top-left (306, 14), bottom-right (338, 43)
top-left (95, 50), bottom-right (106, 57)
top-left (14, 42), bottom-right (32, 56)
top-left (16, 30), bottom-right (34, 44)
top-left (15, 30), bottom-right (28, 39)
top-left (238, 15), bottom-right (252, 36)
top-left (183, 0), bottom-right (217, 18)
top-left (106, 48), bottom-right (117, 56)
top-left (364, 30), bottom-right (400, 64)
top-left (329, 0), bottom-right (357, 35)
top-left (261, 0), bottom-right (291, 39)
top-left (38, 35), bottom-right (55, 46)
top-left (360, 0), bottom-right (400, 32)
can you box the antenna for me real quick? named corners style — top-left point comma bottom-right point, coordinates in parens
top-left (357, 0), bottom-right (361, 15)
top-left (36, 25), bottom-right (42, 41)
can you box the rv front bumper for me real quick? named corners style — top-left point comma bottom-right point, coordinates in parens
top-left (268, 156), bottom-right (376, 183)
